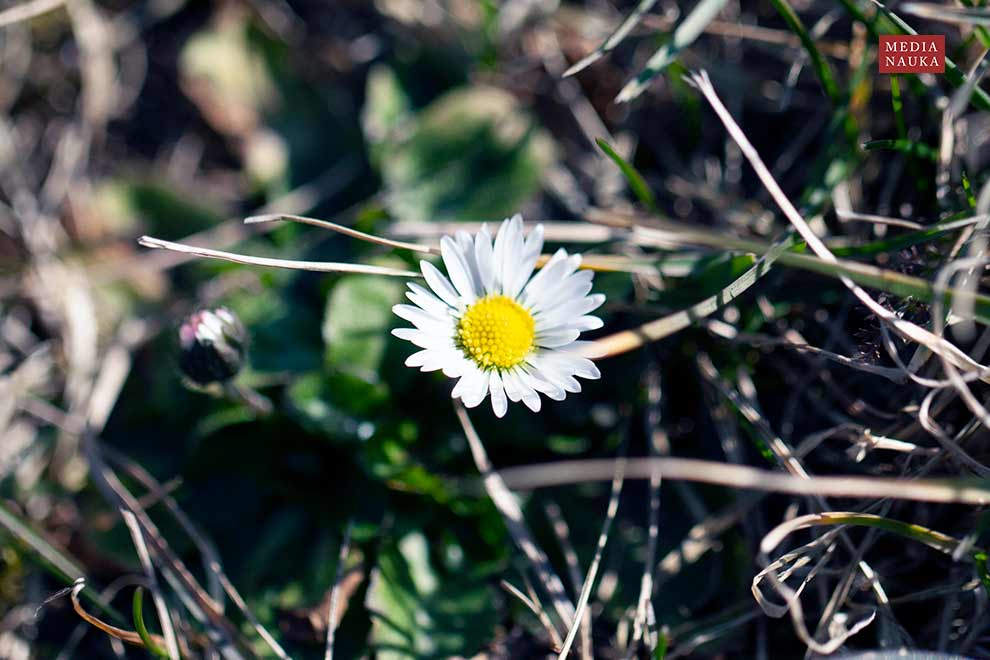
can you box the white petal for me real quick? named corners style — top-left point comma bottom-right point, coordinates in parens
top-left (536, 328), bottom-right (581, 348)
top-left (442, 356), bottom-right (472, 378)
top-left (539, 350), bottom-right (601, 380)
top-left (520, 366), bottom-right (566, 401)
top-left (561, 340), bottom-right (605, 359)
top-left (530, 272), bottom-right (594, 316)
top-left (421, 261), bottom-right (461, 308)
top-left (474, 225), bottom-right (496, 294)
top-left (505, 221), bottom-right (542, 299)
top-left (535, 294), bottom-right (606, 327)
top-left (407, 282), bottom-right (452, 317)
top-left (455, 230), bottom-right (485, 293)
top-left (520, 251), bottom-right (580, 307)
top-left (572, 315), bottom-right (604, 331)
top-left (537, 315), bottom-right (604, 334)
top-left (489, 371), bottom-right (508, 417)
top-left (501, 369), bottom-right (523, 402)
top-left (441, 236), bottom-right (478, 301)
top-left (494, 215), bottom-right (523, 295)
top-left (502, 214), bottom-right (543, 298)
top-left (392, 328), bottom-right (453, 350)
top-left (505, 369), bottom-right (541, 412)
top-left (392, 304), bottom-right (452, 334)
top-left (456, 368), bottom-right (489, 408)
top-left (529, 355), bottom-right (582, 392)
top-left (405, 349), bottom-right (460, 372)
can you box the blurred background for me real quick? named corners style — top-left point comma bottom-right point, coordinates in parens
top-left (2, 0), bottom-right (990, 658)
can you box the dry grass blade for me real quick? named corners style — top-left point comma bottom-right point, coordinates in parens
top-left (138, 236), bottom-right (420, 277)
top-left (68, 578), bottom-right (185, 655)
top-left (563, 0), bottom-right (659, 77)
top-left (616, 0), bottom-right (729, 103)
top-left (626, 369), bottom-right (663, 658)
top-left (499, 580), bottom-right (564, 649)
top-left (557, 447), bottom-right (627, 659)
top-left (246, 213), bottom-right (437, 255)
top-left (835, 210), bottom-right (924, 230)
top-left (581, 235), bottom-right (793, 358)
top-left (543, 502), bottom-right (591, 660)
top-left (120, 511), bottom-right (181, 660)
top-left (496, 457), bottom-right (990, 505)
top-left (901, 2), bottom-right (990, 26)
top-left (324, 520), bottom-right (353, 660)
top-left (101, 446), bottom-right (225, 605)
top-left (0, 0), bottom-right (64, 29)
top-left (453, 401), bottom-right (576, 635)
top-left (761, 512), bottom-right (971, 558)
top-left (0, 500), bottom-right (83, 583)
top-left (686, 70), bottom-right (990, 379)
top-left (705, 320), bottom-right (909, 383)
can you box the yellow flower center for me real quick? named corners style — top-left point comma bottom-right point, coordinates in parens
top-left (456, 295), bottom-right (535, 370)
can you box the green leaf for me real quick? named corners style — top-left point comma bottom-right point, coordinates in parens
top-left (132, 587), bottom-right (168, 658)
top-left (596, 138), bottom-right (658, 212)
top-left (285, 371), bottom-right (388, 440)
top-left (362, 64), bottom-right (413, 156)
top-left (367, 532), bottom-right (495, 659)
top-left (616, 0), bottom-right (729, 103)
top-left (324, 274), bottom-right (405, 377)
top-left (379, 86), bottom-right (551, 222)
top-left (863, 138), bottom-right (937, 161)
top-left (768, 0), bottom-right (841, 103)
top-left (871, 2), bottom-right (990, 112)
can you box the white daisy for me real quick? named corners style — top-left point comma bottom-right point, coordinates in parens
top-left (391, 214), bottom-right (604, 417)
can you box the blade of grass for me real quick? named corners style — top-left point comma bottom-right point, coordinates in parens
top-left (138, 236), bottom-right (420, 278)
top-left (133, 587), bottom-right (169, 659)
top-left (768, 0), bottom-right (842, 103)
top-left (873, 0), bottom-right (990, 111)
top-left (616, 0), bottom-right (729, 103)
top-left (564, 0), bottom-right (660, 76)
top-left (324, 520), bottom-right (354, 660)
top-left (121, 510), bottom-right (181, 660)
top-left (863, 138), bottom-right (937, 161)
top-left (687, 69), bottom-right (990, 380)
top-left (557, 442), bottom-right (627, 660)
top-left (902, 2), bottom-right (990, 26)
top-left (596, 138), bottom-right (658, 212)
top-left (454, 402), bottom-right (576, 635)
top-left (494, 456), bottom-right (990, 505)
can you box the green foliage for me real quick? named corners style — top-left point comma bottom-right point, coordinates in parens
top-left (375, 86), bottom-right (552, 222)
top-left (324, 274), bottom-right (405, 377)
top-left (367, 532), bottom-right (496, 659)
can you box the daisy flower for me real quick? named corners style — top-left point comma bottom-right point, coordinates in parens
top-left (392, 215), bottom-right (604, 417)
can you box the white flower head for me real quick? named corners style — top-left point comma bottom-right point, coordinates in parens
top-left (392, 214), bottom-right (604, 417)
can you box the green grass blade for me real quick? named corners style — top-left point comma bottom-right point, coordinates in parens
top-left (874, 1), bottom-right (990, 111)
top-left (596, 138), bottom-right (658, 212)
top-left (132, 587), bottom-right (169, 658)
top-left (890, 75), bottom-right (906, 138)
top-left (616, 0), bottom-right (729, 103)
top-left (863, 138), bottom-right (937, 161)
top-left (768, 0), bottom-right (842, 103)
top-left (564, 0), bottom-right (660, 76)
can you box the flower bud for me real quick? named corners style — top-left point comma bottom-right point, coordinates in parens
top-left (177, 307), bottom-right (247, 386)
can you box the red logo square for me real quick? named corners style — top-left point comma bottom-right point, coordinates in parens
top-left (879, 35), bottom-right (945, 74)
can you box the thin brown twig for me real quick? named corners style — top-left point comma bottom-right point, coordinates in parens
top-left (324, 520), bottom-right (354, 660)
